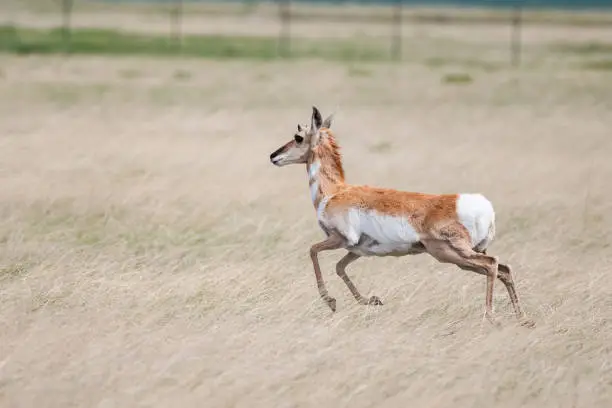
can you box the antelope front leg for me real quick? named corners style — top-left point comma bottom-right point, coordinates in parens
top-left (309, 235), bottom-right (345, 312)
top-left (336, 252), bottom-right (383, 306)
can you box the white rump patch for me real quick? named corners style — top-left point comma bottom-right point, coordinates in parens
top-left (456, 193), bottom-right (495, 248)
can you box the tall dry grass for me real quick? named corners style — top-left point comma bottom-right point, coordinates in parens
top-left (1, 5), bottom-right (612, 408)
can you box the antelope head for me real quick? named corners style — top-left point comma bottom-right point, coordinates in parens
top-left (269, 106), bottom-right (333, 167)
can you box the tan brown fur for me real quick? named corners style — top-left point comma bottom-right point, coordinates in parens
top-left (307, 128), bottom-right (345, 209)
top-left (326, 187), bottom-right (461, 233)
top-left (310, 129), bottom-right (465, 239)
top-left (313, 128), bottom-right (345, 182)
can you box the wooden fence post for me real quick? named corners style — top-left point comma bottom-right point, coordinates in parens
top-left (172, 0), bottom-right (184, 52)
top-left (61, 0), bottom-right (74, 53)
top-left (278, 0), bottom-right (291, 58)
top-left (511, 3), bottom-right (523, 67)
top-left (391, 0), bottom-right (403, 60)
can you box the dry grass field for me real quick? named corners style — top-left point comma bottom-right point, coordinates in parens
top-left (1, 2), bottom-right (612, 408)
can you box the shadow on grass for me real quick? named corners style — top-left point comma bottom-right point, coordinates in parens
top-left (442, 72), bottom-right (474, 84)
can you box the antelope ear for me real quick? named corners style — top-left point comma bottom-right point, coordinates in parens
top-left (322, 113), bottom-right (334, 129)
top-left (311, 106), bottom-right (322, 130)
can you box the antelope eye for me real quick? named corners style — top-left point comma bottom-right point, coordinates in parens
top-left (294, 135), bottom-right (304, 143)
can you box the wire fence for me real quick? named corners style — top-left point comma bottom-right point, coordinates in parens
top-left (2, 0), bottom-right (612, 66)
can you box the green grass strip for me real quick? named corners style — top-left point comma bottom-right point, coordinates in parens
top-left (0, 25), bottom-right (392, 61)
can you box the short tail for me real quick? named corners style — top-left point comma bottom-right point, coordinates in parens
top-left (475, 216), bottom-right (495, 254)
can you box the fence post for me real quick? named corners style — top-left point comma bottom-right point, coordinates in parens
top-left (172, 0), bottom-right (184, 52)
top-left (511, 3), bottom-right (523, 67)
top-left (278, 0), bottom-right (291, 58)
top-left (391, 0), bottom-right (403, 60)
top-left (61, 0), bottom-right (74, 53)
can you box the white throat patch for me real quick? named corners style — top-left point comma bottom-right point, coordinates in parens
top-left (308, 161), bottom-right (321, 204)
top-left (309, 161), bottom-right (320, 180)
top-left (310, 181), bottom-right (319, 204)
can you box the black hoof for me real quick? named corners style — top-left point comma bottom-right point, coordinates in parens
top-left (368, 296), bottom-right (383, 306)
top-left (325, 297), bottom-right (337, 312)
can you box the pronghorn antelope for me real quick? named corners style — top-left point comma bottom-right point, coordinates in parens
top-left (270, 106), bottom-right (533, 327)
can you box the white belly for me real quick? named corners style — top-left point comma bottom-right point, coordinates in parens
top-left (322, 208), bottom-right (422, 257)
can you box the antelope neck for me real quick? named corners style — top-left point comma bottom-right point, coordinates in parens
top-left (307, 146), bottom-right (345, 210)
